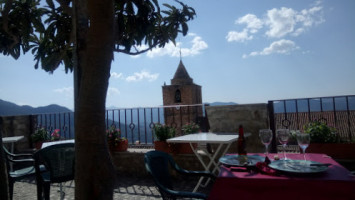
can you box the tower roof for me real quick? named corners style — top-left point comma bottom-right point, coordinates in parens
top-left (171, 60), bottom-right (193, 85)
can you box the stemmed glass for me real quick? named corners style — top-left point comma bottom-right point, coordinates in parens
top-left (259, 129), bottom-right (273, 156)
top-left (276, 129), bottom-right (290, 160)
top-left (296, 133), bottom-right (310, 161)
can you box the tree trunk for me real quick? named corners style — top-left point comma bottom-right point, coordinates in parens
top-left (73, 0), bottom-right (115, 199)
top-left (0, 118), bottom-right (10, 200)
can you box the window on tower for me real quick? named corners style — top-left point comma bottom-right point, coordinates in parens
top-left (175, 89), bottom-right (181, 103)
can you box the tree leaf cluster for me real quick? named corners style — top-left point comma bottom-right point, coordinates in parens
top-left (0, 0), bottom-right (196, 73)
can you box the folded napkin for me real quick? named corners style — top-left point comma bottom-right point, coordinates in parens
top-left (256, 156), bottom-right (278, 176)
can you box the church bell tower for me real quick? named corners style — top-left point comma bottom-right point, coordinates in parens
top-left (162, 60), bottom-right (203, 134)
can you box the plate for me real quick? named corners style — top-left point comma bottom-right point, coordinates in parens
top-left (219, 155), bottom-right (265, 167)
top-left (269, 160), bottom-right (328, 174)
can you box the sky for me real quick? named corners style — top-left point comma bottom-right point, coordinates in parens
top-left (1, 0), bottom-right (354, 110)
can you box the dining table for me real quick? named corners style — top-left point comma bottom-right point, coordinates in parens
top-left (167, 132), bottom-right (251, 192)
top-left (208, 153), bottom-right (355, 200)
top-left (41, 139), bottom-right (75, 149)
top-left (2, 135), bottom-right (25, 153)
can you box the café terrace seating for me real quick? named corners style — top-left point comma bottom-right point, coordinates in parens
top-left (2, 146), bottom-right (45, 200)
top-left (33, 143), bottom-right (75, 200)
top-left (144, 150), bottom-right (215, 200)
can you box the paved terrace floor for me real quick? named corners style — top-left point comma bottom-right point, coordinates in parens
top-left (13, 175), bottom-right (213, 200)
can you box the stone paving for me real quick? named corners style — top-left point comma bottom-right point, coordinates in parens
top-left (13, 175), bottom-right (212, 200)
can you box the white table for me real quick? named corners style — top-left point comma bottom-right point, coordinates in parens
top-left (41, 139), bottom-right (75, 149)
top-left (2, 136), bottom-right (25, 153)
top-left (167, 132), bottom-right (251, 192)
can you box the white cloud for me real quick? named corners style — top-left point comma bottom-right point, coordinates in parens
top-left (266, 5), bottom-right (324, 38)
top-left (138, 33), bottom-right (208, 58)
top-left (243, 39), bottom-right (299, 58)
top-left (236, 14), bottom-right (263, 33)
top-left (265, 7), bottom-right (297, 38)
top-left (226, 29), bottom-right (253, 42)
top-left (227, 1), bottom-right (324, 42)
top-left (53, 87), bottom-right (73, 97)
top-left (107, 87), bottom-right (120, 96)
top-left (111, 72), bottom-right (123, 79)
top-left (126, 70), bottom-right (159, 82)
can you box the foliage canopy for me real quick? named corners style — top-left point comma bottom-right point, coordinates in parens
top-left (0, 0), bottom-right (195, 73)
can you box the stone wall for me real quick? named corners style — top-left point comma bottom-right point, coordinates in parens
top-left (111, 150), bottom-right (209, 177)
top-left (1, 115), bottom-right (36, 152)
top-left (206, 104), bottom-right (269, 153)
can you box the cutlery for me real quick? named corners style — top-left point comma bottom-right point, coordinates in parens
top-left (310, 163), bottom-right (331, 167)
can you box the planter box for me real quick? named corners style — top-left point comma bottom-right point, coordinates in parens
top-left (307, 143), bottom-right (355, 159)
top-left (110, 140), bottom-right (128, 152)
top-left (154, 141), bottom-right (197, 154)
top-left (171, 143), bottom-right (197, 154)
top-left (154, 141), bottom-right (172, 153)
top-left (34, 142), bottom-right (44, 150)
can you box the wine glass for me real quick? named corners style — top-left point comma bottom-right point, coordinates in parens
top-left (259, 129), bottom-right (273, 156)
top-left (296, 133), bottom-right (310, 161)
top-left (276, 129), bottom-right (290, 160)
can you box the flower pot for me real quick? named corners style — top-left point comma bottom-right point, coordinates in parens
top-left (34, 142), bottom-right (43, 150)
top-left (110, 140), bottom-right (128, 152)
top-left (173, 143), bottom-right (197, 154)
top-left (154, 141), bottom-right (172, 153)
top-left (307, 143), bottom-right (355, 159)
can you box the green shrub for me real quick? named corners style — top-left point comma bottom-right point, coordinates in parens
top-left (181, 122), bottom-right (200, 135)
top-left (303, 121), bottom-right (337, 143)
top-left (31, 127), bottom-right (49, 143)
top-left (154, 123), bottom-right (176, 141)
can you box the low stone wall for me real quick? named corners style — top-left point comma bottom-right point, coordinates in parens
top-left (1, 115), bottom-right (36, 152)
top-left (111, 150), bottom-right (208, 177)
top-left (206, 104), bottom-right (269, 153)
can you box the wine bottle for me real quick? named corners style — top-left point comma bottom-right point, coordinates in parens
top-left (238, 125), bottom-right (247, 155)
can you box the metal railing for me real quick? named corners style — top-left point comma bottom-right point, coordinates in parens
top-left (268, 95), bottom-right (355, 152)
top-left (34, 104), bottom-right (208, 146)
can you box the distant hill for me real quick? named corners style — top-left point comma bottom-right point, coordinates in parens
top-left (273, 98), bottom-right (355, 113)
top-left (0, 99), bottom-right (72, 116)
top-left (206, 102), bottom-right (238, 106)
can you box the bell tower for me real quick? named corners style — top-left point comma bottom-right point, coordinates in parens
top-left (162, 60), bottom-right (203, 134)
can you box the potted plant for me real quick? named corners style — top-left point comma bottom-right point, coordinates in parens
top-left (304, 121), bottom-right (355, 159)
top-left (50, 129), bottom-right (61, 141)
top-left (106, 125), bottom-right (128, 152)
top-left (153, 123), bottom-right (176, 153)
top-left (176, 122), bottom-right (200, 154)
top-left (31, 127), bottom-right (49, 149)
top-left (182, 122), bottom-right (200, 135)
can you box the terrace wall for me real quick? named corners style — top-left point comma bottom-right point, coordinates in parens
top-left (1, 115), bottom-right (36, 152)
top-left (206, 103), bottom-right (268, 153)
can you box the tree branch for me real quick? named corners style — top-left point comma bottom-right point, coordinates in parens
top-left (56, 0), bottom-right (72, 16)
top-left (1, 0), bottom-right (20, 49)
top-left (113, 43), bottom-right (157, 55)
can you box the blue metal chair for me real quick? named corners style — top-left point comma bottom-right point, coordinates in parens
top-left (144, 150), bottom-right (215, 200)
top-left (33, 143), bottom-right (75, 200)
top-left (2, 146), bottom-right (46, 200)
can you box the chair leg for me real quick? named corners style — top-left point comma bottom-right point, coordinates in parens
top-left (9, 180), bottom-right (14, 200)
top-left (36, 181), bottom-right (43, 200)
top-left (44, 182), bottom-right (50, 200)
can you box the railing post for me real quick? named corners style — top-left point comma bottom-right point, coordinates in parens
top-left (268, 101), bottom-right (277, 153)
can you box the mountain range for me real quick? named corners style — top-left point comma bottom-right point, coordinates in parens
top-left (0, 99), bottom-right (72, 116)
top-left (1, 98), bottom-right (353, 117)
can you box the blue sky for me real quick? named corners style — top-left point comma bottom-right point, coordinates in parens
top-left (1, 0), bottom-right (354, 110)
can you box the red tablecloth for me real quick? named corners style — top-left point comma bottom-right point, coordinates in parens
top-left (208, 153), bottom-right (355, 200)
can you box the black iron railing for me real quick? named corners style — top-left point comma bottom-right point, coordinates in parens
top-left (34, 104), bottom-right (208, 145)
top-left (35, 112), bottom-right (74, 139)
top-left (268, 95), bottom-right (355, 152)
